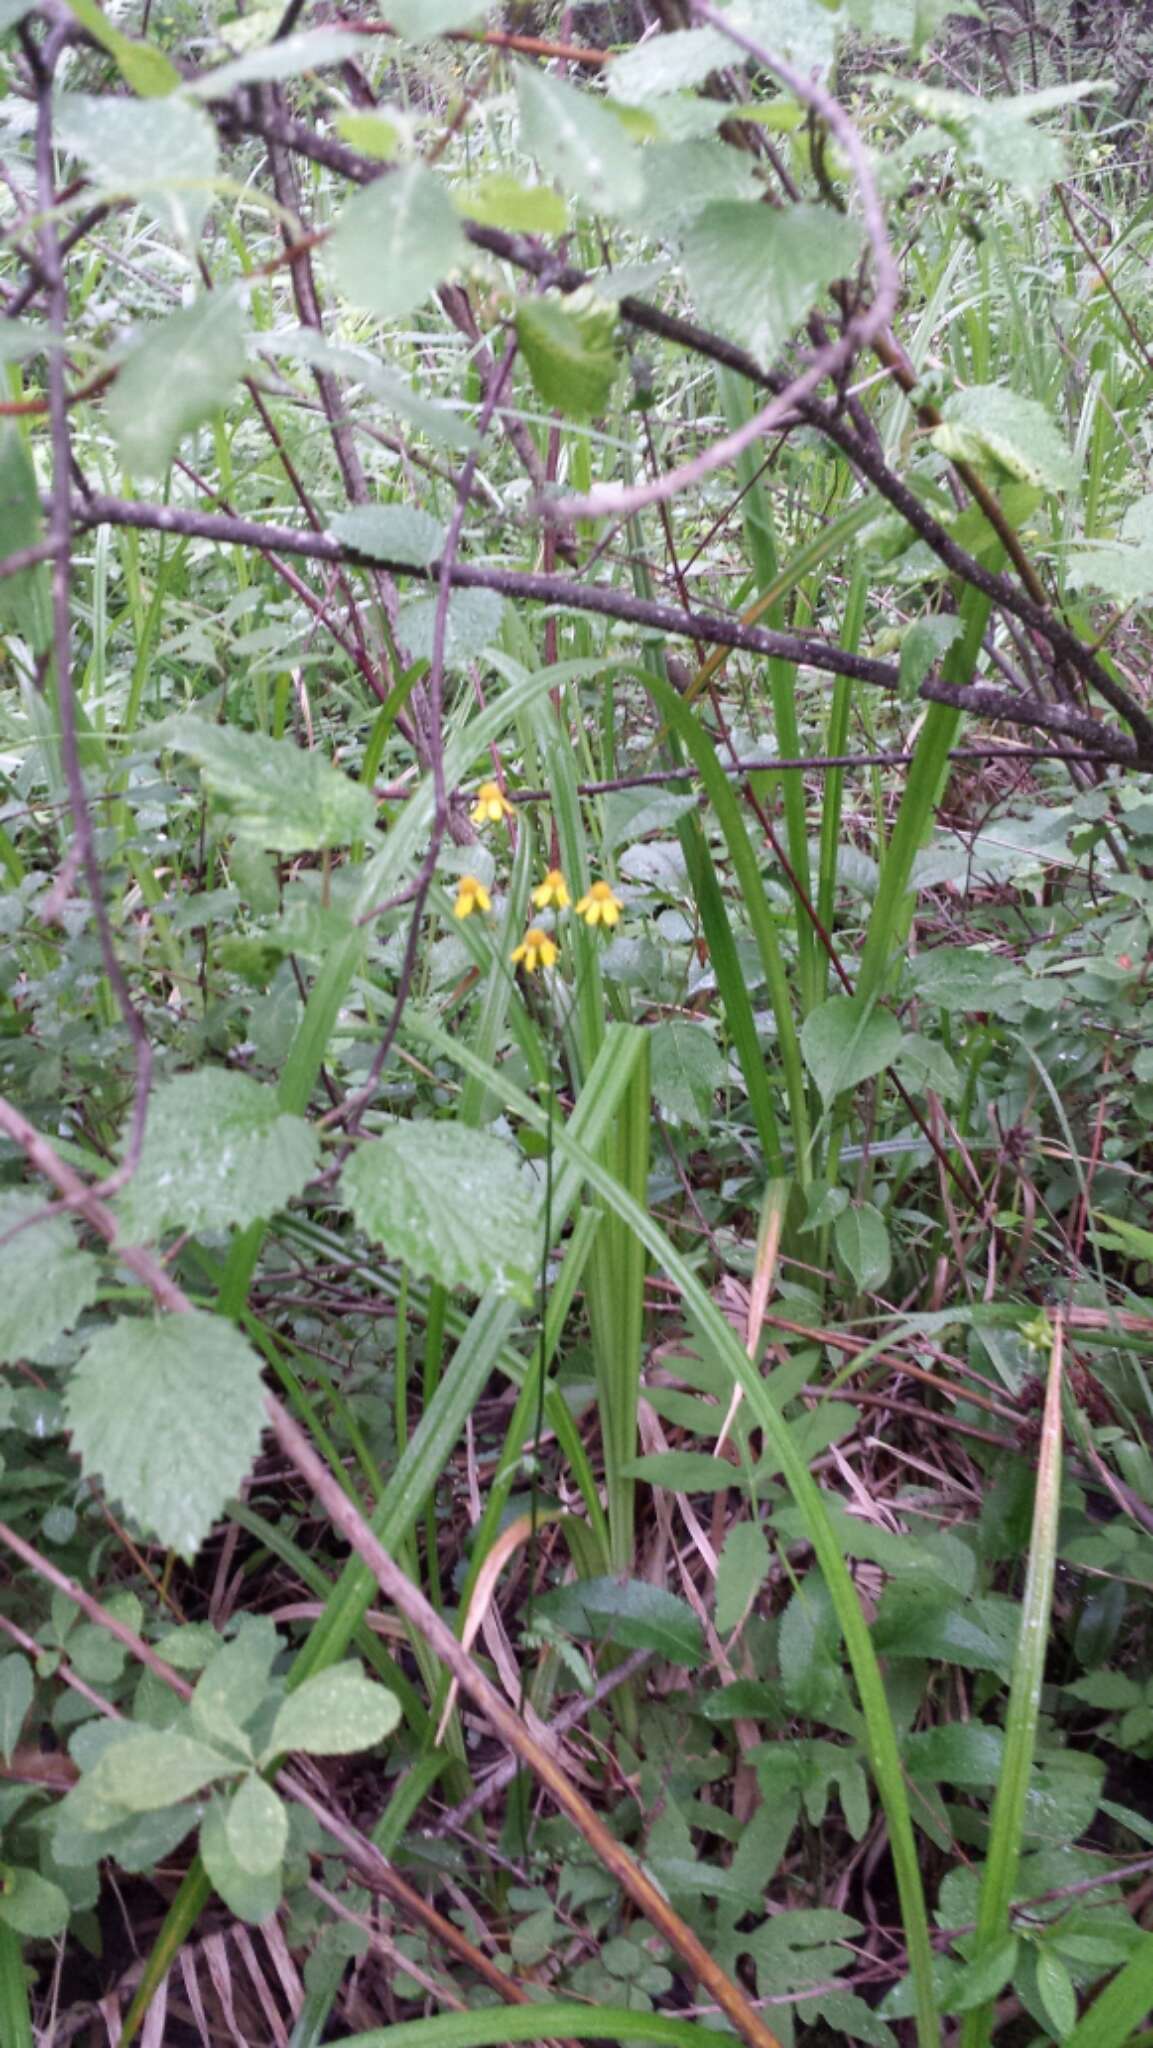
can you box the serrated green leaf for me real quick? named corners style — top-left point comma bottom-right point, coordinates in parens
top-left (516, 294), bottom-right (618, 418)
top-left (187, 27), bottom-right (363, 96)
top-left (729, 0), bottom-right (840, 70)
top-left (329, 503), bottom-right (445, 567)
top-left (0, 428), bottom-right (51, 652)
top-left (107, 292), bottom-right (247, 478)
top-left (532, 1577), bottom-right (703, 1665)
top-left (517, 65), bottom-right (645, 218)
top-left (345, 1123), bottom-right (537, 1302)
top-left (225, 1775), bottom-right (288, 1875)
top-left (330, 165), bottom-right (467, 321)
top-left (607, 25), bottom-right (734, 102)
top-left (86, 1729), bottom-right (235, 1812)
top-left (200, 1795), bottom-right (283, 1924)
top-left (715, 1519), bottom-right (770, 1635)
top-left (681, 200), bottom-right (863, 368)
top-left (894, 1032), bottom-right (961, 1102)
top-left (0, 1194), bottom-right (101, 1366)
top-left (57, 94), bottom-right (218, 243)
top-left (879, 77), bottom-right (1103, 199)
top-left (649, 1019), bottom-right (728, 1128)
top-left (397, 586), bottom-right (504, 668)
top-left (933, 386), bottom-right (1077, 493)
top-left (115, 1071), bottom-right (319, 1239)
top-left (899, 613), bottom-right (962, 696)
top-left (386, 0), bottom-right (484, 36)
top-left (834, 1202), bottom-right (891, 1293)
top-left (459, 175), bottom-right (566, 235)
top-left (164, 715), bottom-right (375, 851)
top-left (265, 1665), bottom-right (400, 1759)
top-left (800, 995), bottom-right (901, 1105)
top-left (65, 1312), bottom-right (268, 1557)
top-left (0, 1656), bottom-right (32, 1765)
top-left (0, 1865), bottom-right (70, 1938)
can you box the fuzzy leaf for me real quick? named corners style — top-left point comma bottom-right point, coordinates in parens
top-left (165, 715), bottom-right (375, 851)
top-left (650, 1019), bottom-right (728, 1128)
top-left (86, 1729), bottom-right (235, 1811)
top-left (607, 26), bottom-right (734, 102)
top-left (516, 294), bottom-right (618, 418)
top-left (107, 292), bottom-right (247, 477)
top-left (345, 1123), bottom-right (537, 1303)
top-left (65, 1312), bottom-right (268, 1557)
top-left (0, 1655), bottom-right (33, 1765)
top-left (188, 27), bottom-right (363, 95)
top-left (265, 1665), bottom-right (400, 1760)
top-left (397, 587), bottom-right (505, 668)
top-left (200, 1796), bottom-right (282, 1924)
top-left (226, 1774), bottom-right (288, 1875)
top-left (57, 93), bottom-right (218, 243)
top-left (0, 1193), bottom-right (102, 1365)
top-left (682, 201), bottom-right (862, 368)
top-left (115, 1071), bottom-right (318, 1240)
top-left (330, 165), bottom-right (467, 321)
top-left (934, 386), bottom-right (1077, 493)
top-left (517, 65), bottom-right (645, 218)
top-left (329, 504), bottom-right (445, 569)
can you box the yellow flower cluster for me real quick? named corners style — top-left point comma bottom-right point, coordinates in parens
top-left (454, 803), bottom-right (624, 974)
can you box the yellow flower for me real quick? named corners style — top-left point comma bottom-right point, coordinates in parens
top-left (471, 780), bottom-right (513, 826)
top-left (532, 867), bottom-right (571, 912)
top-left (574, 879), bottom-right (622, 928)
top-left (453, 874), bottom-right (491, 920)
top-left (511, 926), bottom-right (558, 973)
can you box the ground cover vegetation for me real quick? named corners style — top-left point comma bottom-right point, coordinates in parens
top-left (1, 0), bottom-right (1153, 2041)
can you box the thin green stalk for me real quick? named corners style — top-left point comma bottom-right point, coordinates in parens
top-left (960, 1313), bottom-right (1065, 2048)
top-left (0, 1924), bottom-right (32, 2048)
top-left (336, 2007), bottom-right (735, 2048)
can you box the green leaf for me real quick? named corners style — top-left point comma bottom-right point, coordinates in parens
top-left (650, 1019), bottom-right (728, 1129)
top-left (1035, 1947), bottom-right (1078, 2039)
top-left (0, 428), bottom-right (51, 652)
top-left (517, 65), bottom-right (645, 218)
top-left (516, 293), bottom-right (618, 419)
top-left (607, 26), bottom-right (734, 101)
top-left (330, 166), bottom-right (467, 321)
top-left (879, 77), bottom-right (1102, 199)
top-left (86, 1730), bottom-right (235, 1812)
top-left (345, 1123), bottom-right (537, 1303)
top-left (57, 93), bottom-right (218, 243)
top-left (265, 1665), bottom-right (400, 1759)
top-left (904, 1723), bottom-right (1005, 1785)
top-left (0, 1867), bottom-right (69, 1939)
top-left (728, 0), bottom-right (840, 71)
top-left (107, 291), bottom-right (247, 478)
top-left (225, 1775), bottom-right (288, 1875)
top-left (0, 0), bottom-right (34, 28)
top-left (188, 27), bottom-right (363, 96)
top-left (834, 1202), bottom-right (891, 1293)
top-left (800, 995), bottom-right (901, 1105)
top-left (899, 613), bottom-right (963, 697)
top-left (334, 110), bottom-right (402, 160)
top-left (458, 175), bottom-right (566, 235)
top-left (199, 1795), bottom-right (282, 1924)
top-left (115, 1071), bottom-right (318, 1240)
top-left (164, 715), bottom-right (375, 851)
top-left (933, 386), bottom-right (1077, 494)
top-left (778, 1573), bottom-right (843, 1719)
top-left (65, 1312), bottom-right (268, 1557)
top-left (894, 1032), bottom-right (961, 1102)
top-left (269, 328), bottom-right (477, 450)
top-left (385, 0), bottom-right (484, 36)
top-left (191, 1619), bottom-right (282, 1747)
top-left (0, 1194), bottom-right (101, 1365)
top-left (715, 1520), bottom-right (770, 1635)
top-left (329, 504), bottom-right (445, 568)
top-left (0, 1656), bottom-right (32, 1766)
top-left (61, 0), bottom-right (180, 94)
top-left (531, 1577), bottom-right (703, 1665)
top-left (681, 201), bottom-right (863, 369)
top-left (396, 587), bottom-right (504, 668)
top-left (623, 1450), bottom-right (755, 1493)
